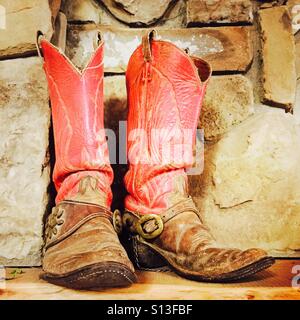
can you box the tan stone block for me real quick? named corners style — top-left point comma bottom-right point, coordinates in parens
top-left (101, 0), bottom-right (176, 26)
top-left (187, 0), bottom-right (253, 25)
top-left (200, 75), bottom-right (254, 141)
top-left (0, 57), bottom-right (50, 266)
top-left (259, 6), bottom-right (297, 111)
top-left (189, 112), bottom-right (300, 254)
top-left (0, 0), bottom-right (53, 59)
top-left (156, 0), bottom-right (187, 28)
top-left (51, 12), bottom-right (67, 52)
top-left (66, 24), bottom-right (253, 73)
top-left (61, 0), bottom-right (126, 26)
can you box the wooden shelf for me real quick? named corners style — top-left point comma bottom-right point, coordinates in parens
top-left (1, 259), bottom-right (300, 300)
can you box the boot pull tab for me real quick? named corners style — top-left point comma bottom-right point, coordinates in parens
top-left (92, 32), bottom-right (103, 51)
top-left (36, 30), bottom-right (45, 60)
top-left (142, 29), bottom-right (157, 62)
top-left (97, 32), bottom-right (103, 46)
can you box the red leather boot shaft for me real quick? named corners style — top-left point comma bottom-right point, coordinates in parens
top-left (125, 32), bottom-right (211, 214)
top-left (41, 40), bottom-right (113, 207)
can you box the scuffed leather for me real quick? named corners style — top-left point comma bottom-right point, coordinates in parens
top-left (123, 204), bottom-right (271, 278)
top-left (124, 36), bottom-right (211, 215)
top-left (44, 198), bottom-right (112, 251)
top-left (43, 212), bottom-right (135, 276)
top-left (142, 211), bottom-right (269, 278)
top-left (41, 39), bottom-right (113, 207)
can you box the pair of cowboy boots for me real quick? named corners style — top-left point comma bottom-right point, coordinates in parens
top-left (38, 30), bottom-right (274, 289)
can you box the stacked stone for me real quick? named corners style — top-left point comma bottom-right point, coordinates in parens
top-left (60, 0), bottom-right (300, 256)
top-left (0, 0), bottom-right (57, 266)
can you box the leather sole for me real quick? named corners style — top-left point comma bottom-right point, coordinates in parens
top-left (132, 236), bottom-right (275, 283)
top-left (41, 261), bottom-right (137, 290)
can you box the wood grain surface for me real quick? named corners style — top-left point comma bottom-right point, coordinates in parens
top-left (1, 260), bottom-right (300, 300)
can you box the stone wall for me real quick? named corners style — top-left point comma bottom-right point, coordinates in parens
top-left (0, 0), bottom-right (299, 265)
top-left (0, 0), bottom-right (57, 266)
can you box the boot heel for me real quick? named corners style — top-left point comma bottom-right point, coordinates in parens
top-left (129, 236), bottom-right (168, 271)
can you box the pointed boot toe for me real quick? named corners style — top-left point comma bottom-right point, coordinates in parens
top-left (123, 198), bottom-right (274, 283)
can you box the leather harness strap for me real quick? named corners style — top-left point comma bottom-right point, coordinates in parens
top-left (160, 196), bottom-right (201, 224)
top-left (142, 29), bottom-right (157, 62)
top-left (123, 197), bottom-right (202, 240)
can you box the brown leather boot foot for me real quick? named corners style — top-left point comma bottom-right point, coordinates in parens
top-left (123, 197), bottom-right (275, 283)
top-left (42, 201), bottom-right (137, 290)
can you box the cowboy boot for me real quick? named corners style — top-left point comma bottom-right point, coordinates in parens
top-left (123, 30), bottom-right (275, 282)
top-left (37, 32), bottom-right (136, 289)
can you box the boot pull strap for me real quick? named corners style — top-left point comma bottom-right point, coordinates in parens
top-left (142, 29), bottom-right (157, 62)
top-left (160, 197), bottom-right (201, 223)
top-left (36, 30), bottom-right (44, 60)
top-left (97, 31), bottom-right (102, 46)
top-left (51, 12), bottom-right (67, 53)
top-left (91, 31), bottom-right (103, 51)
